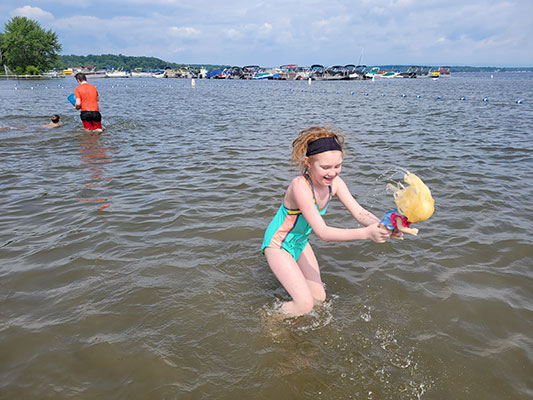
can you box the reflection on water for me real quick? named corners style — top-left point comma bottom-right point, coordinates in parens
top-left (77, 133), bottom-right (113, 211)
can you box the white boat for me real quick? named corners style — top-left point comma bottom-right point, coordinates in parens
top-left (131, 71), bottom-right (153, 78)
top-left (106, 69), bottom-right (129, 78)
top-left (366, 66), bottom-right (400, 79)
top-left (276, 65), bottom-right (310, 80)
top-left (252, 69), bottom-right (280, 80)
top-left (277, 64), bottom-right (299, 80)
top-left (84, 71), bottom-right (108, 78)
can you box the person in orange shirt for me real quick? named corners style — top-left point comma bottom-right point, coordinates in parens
top-left (74, 72), bottom-right (103, 132)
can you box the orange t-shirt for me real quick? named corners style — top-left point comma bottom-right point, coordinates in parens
top-left (75, 82), bottom-right (99, 111)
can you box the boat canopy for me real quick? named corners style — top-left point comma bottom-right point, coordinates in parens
top-left (206, 69), bottom-right (223, 78)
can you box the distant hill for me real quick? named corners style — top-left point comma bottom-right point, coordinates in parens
top-left (58, 54), bottom-right (229, 71)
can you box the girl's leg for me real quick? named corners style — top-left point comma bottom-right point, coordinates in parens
top-left (264, 247), bottom-right (315, 317)
top-left (297, 243), bottom-right (326, 304)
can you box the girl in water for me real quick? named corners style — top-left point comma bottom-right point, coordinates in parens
top-left (262, 126), bottom-right (390, 317)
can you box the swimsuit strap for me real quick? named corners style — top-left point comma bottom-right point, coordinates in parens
top-left (304, 174), bottom-right (318, 204)
top-left (304, 174), bottom-right (332, 209)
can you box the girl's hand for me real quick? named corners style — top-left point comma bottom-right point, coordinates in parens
top-left (366, 223), bottom-right (390, 243)
top-left (390, 229), bottom-right (404, 240)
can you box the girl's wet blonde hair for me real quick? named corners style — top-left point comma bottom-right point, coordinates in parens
top-left (291, 126), bottom-right (345, 174)
top-left (389, 172), bottom-right (435, 223)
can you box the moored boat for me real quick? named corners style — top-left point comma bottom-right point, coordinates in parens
top-left (399, 66), bottom-right (424, 78)
top-left (278, 64), bottom-right (299, 80)
top-left (252, 68), bottom-right (280, 80)
top-left (131, 69), bottom-right (154, 78)
top-left (438, 66), bottom-right (451, 77)
top-left (429, 70), bottom-right (440, 80)
top-left (345, 64), bottom-right (366, 80)
top-left (309, 64), bottom-right (325, 80)
top-left (367, 67), bottom-right (400, 79)
top-left (84, 71), bottom-right (107, 78)
top-left (242, 65), bottom-right (260, 79)
top-left (205, 69), bottom-right (224, 79)
top-left (106, 69), bottom-right (129, 78)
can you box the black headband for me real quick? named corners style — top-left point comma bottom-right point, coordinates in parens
top-left (306, 136), bottom-right (342, 156)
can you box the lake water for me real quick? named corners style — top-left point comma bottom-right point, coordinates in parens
top-left (1, 73), bottom-right (532, 399)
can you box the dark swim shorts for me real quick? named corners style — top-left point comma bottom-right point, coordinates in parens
top-left (80, 111), bottom-right (102, 130)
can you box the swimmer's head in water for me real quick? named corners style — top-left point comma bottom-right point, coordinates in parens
top-left (389, 172), bottom-right (435, 223)
top-left (51, 114), bottom-right (60, 123)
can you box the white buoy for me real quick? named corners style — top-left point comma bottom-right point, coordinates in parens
top-left (191, 78), bottom-right (196, 88)
top-left (491, 75), bottom-right (494, 79)
top-left (308, 78), bottom-right (312, 86)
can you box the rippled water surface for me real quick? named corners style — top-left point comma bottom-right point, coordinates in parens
top-left (1, 73), bottom-right (532, 399)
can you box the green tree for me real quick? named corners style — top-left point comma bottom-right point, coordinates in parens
top-left (1, 16), bottom-right (61, 74)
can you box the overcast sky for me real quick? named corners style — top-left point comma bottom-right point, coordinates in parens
top-left (1, 0), bottom-right (532, 67)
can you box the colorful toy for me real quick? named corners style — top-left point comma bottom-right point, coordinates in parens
top-left (380, 171), bottom-right (435, 237)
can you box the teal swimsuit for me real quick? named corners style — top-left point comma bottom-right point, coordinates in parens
top-left (261, 177), bottom-right (332, 260)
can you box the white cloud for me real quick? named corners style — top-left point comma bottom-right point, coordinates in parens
top-left (224, 28), bottom-right (241, 40)
top-left (313, 15), bottom-right (350, 31)
top-left (11, 5), bottom-right (54, 21)
top-left (168, 26), bottom-right (200, 38)
top-left (259, 23), bottom-right (272, 35)
top-left (223, 22), bottom-right (274, 42)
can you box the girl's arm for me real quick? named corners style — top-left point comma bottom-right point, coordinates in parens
top-left (334, 177), bottom-right (380, 226)
top-left (290, 177), bottom-right (389, 243)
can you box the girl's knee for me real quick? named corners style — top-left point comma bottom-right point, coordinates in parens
top-left (294, 296), bottom-right (315, 315)
top-left (308, 282), bottom-right (326, 303)
top-left (313, 288), bottom-right (326, 303)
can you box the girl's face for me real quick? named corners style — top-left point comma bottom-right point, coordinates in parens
top-left (305, 150), bottom-right (343, 187)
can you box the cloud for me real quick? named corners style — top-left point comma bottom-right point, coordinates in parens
top-left (224, 28), bottom-right (241, 40)
top-left (223, 22), bottom-right (274, 42)
top-left (168, 26), bottom-right (200, 38)
top-left (11, 5), bottom-right (54, 21)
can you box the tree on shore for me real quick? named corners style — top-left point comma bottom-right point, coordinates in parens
top-left (0, 16), bottom-right (61, 75)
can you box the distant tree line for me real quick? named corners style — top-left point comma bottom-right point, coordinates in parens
top-left (59, 54), bottom-right (182, 71)
top-left (58, 54), bottom-right (229, 72)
